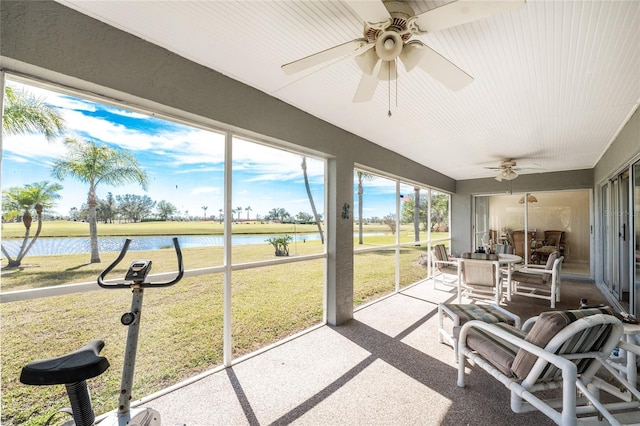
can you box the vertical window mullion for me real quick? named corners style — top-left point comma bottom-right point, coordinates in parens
top-left (223, 132), bottom-right (233, 366)
top-left (395, 180), bottom-right (400, 292)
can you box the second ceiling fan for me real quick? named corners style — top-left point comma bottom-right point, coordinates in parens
top-left (281, 0), bottom-right (526, 103)
top-left (485, 158), bottom-right (542, 181)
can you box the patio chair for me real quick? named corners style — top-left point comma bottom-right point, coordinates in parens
top-left (459, 254), bottom-right (502, 304)
top-left (512, 230), bottom-right (536, 262)
top-left (511, 251), bottom-right (563, 308)
top-left (431, 244), bottom-right (461, 291)
top-left (457, 307), bottom-right (640, 425)
top-left (534, 230), bottom-right (565, 264)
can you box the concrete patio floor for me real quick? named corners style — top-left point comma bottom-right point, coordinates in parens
top-left (143, 278), bottom-right (609, 425)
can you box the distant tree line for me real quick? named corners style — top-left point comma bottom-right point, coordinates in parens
top-left (65, 192), bottom-right (173, 223)
top-left (59, 198), bottom-right (325, 225)
top-left (263, 207), bottom-right (322, 224)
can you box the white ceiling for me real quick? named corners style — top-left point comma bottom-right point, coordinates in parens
top-left (56, 0), bottom-right (640, 181)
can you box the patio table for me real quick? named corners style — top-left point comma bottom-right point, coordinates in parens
top-left (497, 254), bottom-right (523, 301)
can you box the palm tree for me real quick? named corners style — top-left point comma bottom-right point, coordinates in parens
top-left (357, 171), bottom-right (375, 244)
top-left (2, 86), bottom-right (65, 140)
top-left (202, 205), bottom-right (208, 221)
top-left (1, 181), bottom-right (63, 267)
top-left (301, 157), bottom-right (324, 244)
top-left (245, 205), bottom-right (252, 221)
top-left (51, 138), bottom-right (148, 263)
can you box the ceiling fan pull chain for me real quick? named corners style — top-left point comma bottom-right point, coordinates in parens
top-left (388, 60), bottom-right (392, 117)
top-left (395, 58), bottom-right (398, 108)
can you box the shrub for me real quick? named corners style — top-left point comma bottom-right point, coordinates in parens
top-left (266, 235), bottom-right (292, 256)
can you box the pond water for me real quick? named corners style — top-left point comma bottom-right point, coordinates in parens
top-left (1, 233), bottom-right (324, 256)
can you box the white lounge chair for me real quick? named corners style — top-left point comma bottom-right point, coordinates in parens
top-left (457, 307), bottom-right (640, 425)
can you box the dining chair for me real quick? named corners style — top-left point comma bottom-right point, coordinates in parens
top-left (511, 251), bottom-right (563, 308)
top-left (431, 244), bottom-right (461, 291)
top-left (459, 256), bottom-right (502, 304)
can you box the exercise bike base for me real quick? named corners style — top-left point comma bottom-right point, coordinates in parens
top-left (97, 407), bottom-right (161, 426)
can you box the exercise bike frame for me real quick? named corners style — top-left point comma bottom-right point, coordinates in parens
top-left (97, 237), bottom-right (183, 425)
top-left (20, 238), bottom-right (183, 426)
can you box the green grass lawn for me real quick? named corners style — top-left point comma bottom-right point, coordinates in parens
top-left (1, 222), bottom-right (440, 425)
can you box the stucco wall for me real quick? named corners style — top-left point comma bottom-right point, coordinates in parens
top-left (594, 107), bottom-right (640, 185)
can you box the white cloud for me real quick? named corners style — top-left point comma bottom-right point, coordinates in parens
top-left (2, 133), bottom-right (68, 161)
top-left (191, 186), bottom-right (220, 195)
top-left (103, 105), bottom-right (149, 119)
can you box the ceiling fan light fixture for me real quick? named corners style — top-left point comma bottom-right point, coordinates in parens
top-left (355, 47), bottom-right (379, 75)
top-left (375, 31), bottom-right (403, 61)
top-left (504, 169), bottom-right (518, 181)
top-left (495, 168), bottom-right (518, 181)
top-left (399, 41), bottom-right (424, 72)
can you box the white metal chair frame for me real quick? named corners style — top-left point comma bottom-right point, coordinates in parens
top-left (458, 259), bottom-right (503, 305)
top-left (431, 245), bottom-right (461, 291)
top-left (510, 255), bottom-right (563, 308)
top-left (457, 314), bottom-right (640, 426)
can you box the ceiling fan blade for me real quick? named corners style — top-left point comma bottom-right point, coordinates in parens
top-left (377, 60), bottom-right (397, 81)
top-left (414, 44), bottom-right (473, 91)
top-left (514, 162), bottom-right (542, 169)
top-left (413, 0), bottom-right (526, 33)
top-left (353, 56), bottom-right (382, 103)
top-left (353, 72), bottom-right (380, 103)
top-left (282, 39), bottom-right (369, 75)
top-left (344, 0), bottom-right (391, 24)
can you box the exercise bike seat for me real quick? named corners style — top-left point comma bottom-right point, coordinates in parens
top-left (20, 339), bottom-right (110, 385)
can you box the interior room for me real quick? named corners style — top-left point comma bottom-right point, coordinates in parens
top-left (475, 190), bottom-right (591, 276)
top-left (1, 1), bottom-right (639, 425)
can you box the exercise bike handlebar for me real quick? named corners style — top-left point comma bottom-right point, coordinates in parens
top-left (97, 237), bottom-right (184, 289)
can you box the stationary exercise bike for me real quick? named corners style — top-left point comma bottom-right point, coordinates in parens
top-left (20, 237), bottom-right (184, 426)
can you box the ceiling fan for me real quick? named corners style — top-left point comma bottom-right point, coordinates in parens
top-left (485, 159), bottom-right (540, 181)
top-left (281, 0), bottom-right (526, 103)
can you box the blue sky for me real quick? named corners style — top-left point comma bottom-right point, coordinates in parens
top-left (2, 79), bottom-right (425, 220)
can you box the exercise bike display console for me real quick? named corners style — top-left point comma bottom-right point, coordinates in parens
top-left (19, 237), bottom-right (183, 426)
top-left (124, 260), bottom-right (152, 282)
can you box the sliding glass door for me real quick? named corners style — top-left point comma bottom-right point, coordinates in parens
top-left (603, 167), bottom-right (635, 313)
top-left (634, 162), bottom-right (640, 315)
top-left (474, 190), bottom-right (591, 276)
